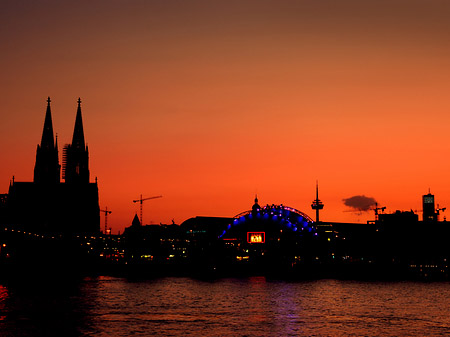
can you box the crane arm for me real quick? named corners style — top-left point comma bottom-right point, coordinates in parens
top-left (132, 195), bottom-right (163, 225)
top-left (133, 195), bottom-right (162, 203)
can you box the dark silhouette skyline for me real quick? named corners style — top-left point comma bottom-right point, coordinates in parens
top-left (2, 1), bottom-right (450, 232)
top-left (1, 98), bottom-right (99, 235)
top-left (0, 96), bottom-right (448, 281)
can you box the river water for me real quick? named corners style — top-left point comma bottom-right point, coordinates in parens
top-left (1, 276), bottom-right (450, 336)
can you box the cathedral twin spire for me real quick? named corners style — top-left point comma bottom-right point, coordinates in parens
top-left (34, 97), bottom-right (89, 184)
top-left (34, 97), bottom-right (60, 184)
top-left (64, 97), bottom-right (90, 184)
top-left (72, 98), bottom-right (86, 150)
top-left (40, 97), bottom-right (56, 151)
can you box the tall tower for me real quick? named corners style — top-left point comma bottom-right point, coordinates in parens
top-left (34, 97), bottom-right (61, 184)
top-left (423, 190), bottom-right (437, 222)
top-left (311, 181), bottom-right (324, 222)
top-left (63, 98), bottom-right (90, 183)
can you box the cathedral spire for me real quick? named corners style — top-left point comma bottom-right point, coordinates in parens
top-left (40, 97), bottom-right (55, 150)
top-left (72, 97), bottom-right (86, 149)
top-left (34, 97), bottom-right (60, 183)
top-left (63, 97), bottom-right (90, 183)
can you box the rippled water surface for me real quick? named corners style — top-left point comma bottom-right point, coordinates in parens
top-left (1, 276), bottom-right (450, 336)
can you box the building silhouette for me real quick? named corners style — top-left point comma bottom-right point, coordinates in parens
top-left (423, 191), bottom-right (437, 222)
top-left (63, 98), bottom-right (90, 184)
top-left (119, 193), bottom-right (450, 279)
top-left (34, 97), bottom-right (61, 184)
top-left (2, 97), bottom-right (100, 235)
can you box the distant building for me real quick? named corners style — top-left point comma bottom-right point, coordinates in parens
top-left (123, 196), bottom-right (450, 278)
top-left (423, 192), bottom-right (437, 222)
top-left (378, 210), bottom-right (419, 225)
top-left (1, 97), bottom-right (100, 235)
top-left (123, 214), bottom-right (186, 264)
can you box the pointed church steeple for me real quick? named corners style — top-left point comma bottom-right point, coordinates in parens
top-left (34, 97), bottom-right (60, 183)
top-left (72, 98), bottom-right (86, 150)
top-left (40, 97), bottom-right (55, 150)
top-left (63, 97), bottom-right (90, 183)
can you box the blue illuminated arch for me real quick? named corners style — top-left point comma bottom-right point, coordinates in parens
top-left (219, 204), bottom-right (317, 239)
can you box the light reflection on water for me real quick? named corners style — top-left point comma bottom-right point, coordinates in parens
top-left (1, 276), bottom-right (450, 336)
top-left (0, 285), bottom-right (8, 321)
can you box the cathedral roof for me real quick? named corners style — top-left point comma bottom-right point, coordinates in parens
top-left (132, 213), bottom-right (141, 227)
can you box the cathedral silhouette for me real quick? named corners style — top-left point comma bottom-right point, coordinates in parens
top-left (2, 97), bottom-right (100, 235)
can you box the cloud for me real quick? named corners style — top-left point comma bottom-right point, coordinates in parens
top-left (343, 195), bottom-right (377, 212)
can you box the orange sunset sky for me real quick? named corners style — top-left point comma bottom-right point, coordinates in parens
top-left (2, 0), bottom-right (450, 233)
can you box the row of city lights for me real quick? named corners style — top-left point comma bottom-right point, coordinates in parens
top-left (1, 226), bottom-right (115, 242)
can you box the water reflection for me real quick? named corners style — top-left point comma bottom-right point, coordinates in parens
top-left (0, 285), bottom-right (8, 321)
top-left (0, 277), bottom-right (92, 337)
top-left (1, 276), bottom-right (450, 336)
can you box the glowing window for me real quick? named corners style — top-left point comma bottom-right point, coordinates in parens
top-left (247, 232), bottom-right (265, 243)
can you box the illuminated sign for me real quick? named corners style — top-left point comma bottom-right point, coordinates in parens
top-left (247, 232), bottom-right (265, 243)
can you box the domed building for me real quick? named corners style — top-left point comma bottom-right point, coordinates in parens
top-left (180, 197), bottom-right (331, 274)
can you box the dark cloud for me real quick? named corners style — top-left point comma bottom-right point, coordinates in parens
top-left (343, 195), bottom-right (377, 212)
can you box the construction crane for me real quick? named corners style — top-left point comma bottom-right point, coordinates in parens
top-left (100, 207), bottom-right (112, 235)
top-left (437, 204), bottom-right (446, 222)
top-left (374, 203), bottom-right (386, 221)
top-left (133, 195), bottom-right (162, 225)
